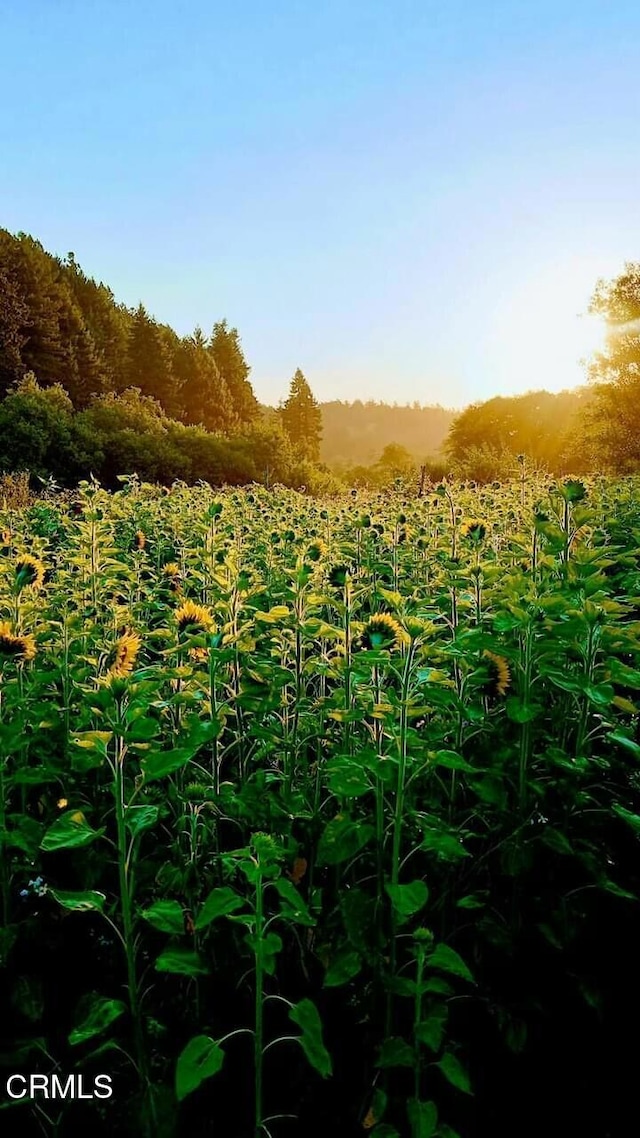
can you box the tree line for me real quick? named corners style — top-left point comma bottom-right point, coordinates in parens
top-left (1, 226), bottom-right (639, 488)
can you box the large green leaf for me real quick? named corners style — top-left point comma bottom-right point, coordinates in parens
top-left (155, 948), bottom-right (208, 976)
top-left (40, 810), bottom-right (104, 851)
top-left (125, 804), bottom-right (160, 837)
top-left (324, 948), bottom-right (362, 988)
top-left (273, 878), bottom-right (315, 926)
top-left (50, 888), bottom-right (106, 913)
top-left (427, 943), bottom-right (474, 983)
top-left (326, 758), bottom-right (371, 797)
top-left (289, 998), bottom-right (332, 1077)
top-left (141, 900), bottom-right (185, 935)
top-left (375, 1037), bottom-right (414, 1068)
top-left (317, 815), bottom-right (374, 866)
top-left (69, 995), bottom-right (126, 1046)
top-left (175, 1035), bottom-right (225, 1101)
top-left (407, 1098), bottom-right (438, 1138)
top-left (385, 880), bottom-right (429, 923)
top-left (141, 745), bottom-right (201, 782)
top-left (415, 1006), bottom-right (448, 1052)
top-left (195, 886), bottom-right (246, 930)
top-left (436, 1050), bottom-right (472, 1095)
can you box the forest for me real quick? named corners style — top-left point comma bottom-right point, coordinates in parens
top-left (2, 228), bottom-right (638, 490)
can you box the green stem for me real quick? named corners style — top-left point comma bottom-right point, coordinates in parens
top-left (113, 733), bottom-right (153, 1129)
top-left (254, 874), bottom-right (265, 1138)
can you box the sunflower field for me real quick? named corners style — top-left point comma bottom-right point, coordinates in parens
top-left (2, 473), bottom-right (640, 1138)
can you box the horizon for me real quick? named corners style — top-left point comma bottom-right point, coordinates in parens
top-left (2, 2), bottom-right (638, 407)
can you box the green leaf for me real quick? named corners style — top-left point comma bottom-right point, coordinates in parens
top-left (324, 949), bottom-right (362, 987)
top-left (385, 880), bottom-right (429, 924)
top-left (175, 1035), bottom-right (225, 1101)
top-left (195, 886), bottom-right (246, 930)
top-left (141, 900), bottom-right (185, 935)
top-left (436, 1050), bottom-right (472, 1095)
top-left (612, 804), bottom-right (640, 834)
top-left (430, 750), bottom-right (475, 773)
top-left (289, 998), bottom-right (332, 1078)
top-left (69, 995), bottom-right (126, 1046)
top-left (427, 943), bottom-right (474, 983)
top-left (155, 948), bottom-right (208, 976)
top-left (505, 697), bottom-right (540, 724)
top-left (317, 815), bottom-right (374, 866)
top-left (71, 731), bottom-right (113, 754)
top-left (415, 1006), bottom-right (448, 1052)
top-left (541, 828), bottom-right (573, 855)
top-left (376, 1036), bottom-right (414, 1068)
top-left (273, 878), bottom-right (315, 926)
top-left (125, 804), bottom-right (160, 837)
top-left (419, 825), bottom-right (469, 860)
top-left (326, 759), bottom-right (371, 797)
top-left (49, 888), bottom-right (106, 913)
top-left (244, 931), bottom-right (283, 975)
top-left (607, 731), bottom-right (640, 759)
top-left (407, 1098), bottom-right (438, 1138)
top-left (456, 893), bottom-right (487, 910)
top-left (40, 810), bottom-right (104, 851)
top-left (141, 746), bottom-right (201, 782)
top-left (371, 1127), bottom-right (400, 1138)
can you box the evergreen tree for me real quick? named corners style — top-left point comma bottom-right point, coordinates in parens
top-left (278, 368), bottom-right (322, 461)
top-left (208, 319), bottom-right (259, 426)
top-left (125, 304), bottom-right (178, 413)
top-left (172, 329), bottom-right (235, 432)
top-left (0, 254), bottom-right (28, 394)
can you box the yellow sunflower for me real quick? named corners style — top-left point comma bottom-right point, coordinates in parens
top-left (460, 519), bottom-right (487, 542)
top-left (14, 554), bottom-right (45, 592)
top-left (361, 613), bottom-right (408, 650)
top-left (483, 650), bottom-right (511, 697)
top-left (175, 600), bottom-right (215, 635)
top-left (107, 630), bottom-right (141, 678)
top-left (0, 621), bottom-right (36, 662)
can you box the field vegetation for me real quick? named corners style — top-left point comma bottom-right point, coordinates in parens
top-left (2, 473), bottom-right (640, 1137)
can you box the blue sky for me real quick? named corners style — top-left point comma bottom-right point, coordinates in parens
top-left (1, 0), bottom-right (638, 407)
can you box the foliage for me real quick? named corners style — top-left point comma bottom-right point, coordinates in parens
top-left (1, 475), bottom-right (640, 1137)
top-left (586, 262), bottom-right (640, 470)
top-left (445, 389), bottom-right (594, 479)
top-left (278, 368), bottom-right (322, 461)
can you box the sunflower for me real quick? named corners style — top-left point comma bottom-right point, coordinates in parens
top-left (162, 561), bottom-right (182, 592)
top-left (483, 650), bottom-right (511, 697)
top-left (0, 621), bottom-right (36, 662)
top-left (14, 554), bottom-right (45, 592)
top-left (107, 630), bottom-right (141, 678)
top-left (460, 519), bottom-right (487, 542)
top-left (328, 564), bottom-right (351, 588)
top-left (361, 613), bottom-right (407, 651)
top-left (175, 600), bottom-right (214, 635)
top-left (306, 539), bottom-right (327, 563)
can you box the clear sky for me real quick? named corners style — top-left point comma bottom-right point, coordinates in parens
top-left (1, 0), bottom-right (637, 408)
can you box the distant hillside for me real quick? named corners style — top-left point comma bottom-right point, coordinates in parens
top-left (317, 400), bottom-right (455, 467)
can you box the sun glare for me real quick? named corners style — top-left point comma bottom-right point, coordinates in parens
top-left (491, 260), bottom-right (615, 396)
top-left (573, 311), bottom-right (607, 361)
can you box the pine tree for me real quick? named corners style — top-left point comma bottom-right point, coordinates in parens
top-left (0, 251), bottom-right (28, 395)
top-left (278, 368), bottom-right (322, 461)
top-left (125, 304), bottom-right (178, 414)
top-left (172, 329), bottom-right (235, 432)
top-left (208, 320), bottom-right (260, 426)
